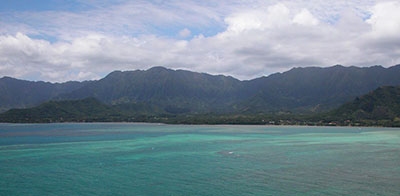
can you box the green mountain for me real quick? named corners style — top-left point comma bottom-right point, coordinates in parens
top-left (59, 65), bottom-right (400, 114)
top-left (239, 65), bottom-right (400, 113)
top-left (1, 64), bottom-right (400, 115)
top-left (1, 85), bottom-right (400, 126)
top-left (0, 77), bottom-right (90, 112)
top-left (325, 86), bottom-right (400, 126)
top-left (0, 98), bottom-right (123, 123)
top-left (60, 66), bottom-right (245, 114)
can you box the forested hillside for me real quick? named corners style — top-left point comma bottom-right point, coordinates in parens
top-left (1, 65), bottom-right (400, 116)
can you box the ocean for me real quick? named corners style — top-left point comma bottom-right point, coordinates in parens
top-left (0, 123), bottom-right (399, 195)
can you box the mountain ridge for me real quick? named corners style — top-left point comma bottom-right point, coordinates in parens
top-left (327, 85), bottom-right (400, 126)
top-left (1, 64), bottom-right (400, 114)
top-left (241, 64), bottom-right (400, 112)
top-left (2, 85), bottom-right (400, 126)
top-left (0, 77), bottom-right (91, 112)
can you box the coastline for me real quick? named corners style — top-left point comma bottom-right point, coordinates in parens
top-left (0, 120), bottom-right (398, 128)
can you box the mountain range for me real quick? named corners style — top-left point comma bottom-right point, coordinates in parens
top-left (1, 64), bottom-right (400, 116)
top-left (0, 77), bottom-right (90, 112)
top-left (326, 85), bottom-right (400, 126)
top-left (2, 85), bottom-right (400, 126)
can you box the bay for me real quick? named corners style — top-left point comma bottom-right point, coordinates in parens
top-left (0, 123), bottom-right (399, 195)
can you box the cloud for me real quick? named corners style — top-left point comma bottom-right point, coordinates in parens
top-left (224, 3), bottom-right (292, 33)
top-left (178, 28), bottom-right (191, 38)
top-left (0, 1), bottom-right (399, 82)
top-left (366, 1), bottom-right (400, 38)
top-left (361, 1), bottom-right (400, 65)
top-left (293, 9), bottom-right (319, 26)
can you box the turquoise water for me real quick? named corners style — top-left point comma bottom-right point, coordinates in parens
top-left (0, 123), bottom-right (399, 195)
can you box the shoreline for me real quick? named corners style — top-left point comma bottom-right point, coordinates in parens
top-left (0, 121), bottom-right (398, 128)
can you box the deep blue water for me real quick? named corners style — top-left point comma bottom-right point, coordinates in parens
top-left (0, 123), bottom-right (399, 195)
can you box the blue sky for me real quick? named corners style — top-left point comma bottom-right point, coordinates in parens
top-left (0, 0), bottom-right (399, 82)
top-left (0, 0), bottom-right (79, 11)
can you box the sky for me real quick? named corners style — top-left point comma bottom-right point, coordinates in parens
top-left (0, 0), bottom-right (400, 82)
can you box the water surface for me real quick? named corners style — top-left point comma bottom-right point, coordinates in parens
top-left (0, 123), bottom-right (399, 195)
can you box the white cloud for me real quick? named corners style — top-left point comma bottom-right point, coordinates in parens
top-left (0, 1), bottom-right (399, 82)
top-left (178, 28), bottom-right (191, 38)
top-left (360, 1), bottom-right (400, 65)
top-left (293, 9), bottom-right (319, 26)
top-left (224, 3), bottom-right (292, 33)
top-left (366, 1), bottom-right (400, 38)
